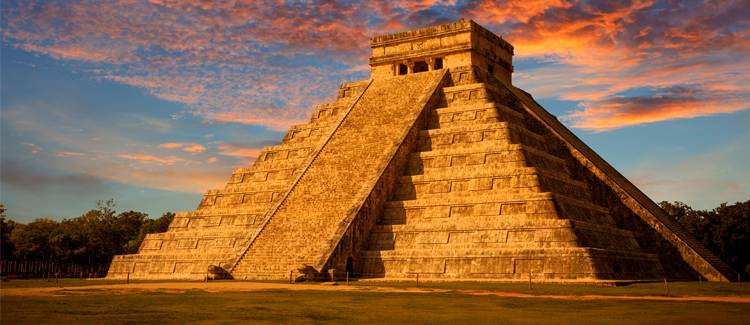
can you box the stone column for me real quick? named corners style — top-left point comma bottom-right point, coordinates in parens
top-left (407, 62), bottom-right (414, 74)
top-left (427, 58), bottom-right (435, 71)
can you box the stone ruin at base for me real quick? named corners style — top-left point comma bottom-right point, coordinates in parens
top-left (107, 20), bottom-right (737, 283)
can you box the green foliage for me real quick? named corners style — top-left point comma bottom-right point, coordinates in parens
top-left (3, 200), bottom-right (173, 266)
top-left (125, 212), bottom-right (174, 254)
top-left (10, 218), bottom-right (58, 261)
top-left (1, 204), bottom-right (17, 259)
top-left (660, 199), bottom-right (750, 278)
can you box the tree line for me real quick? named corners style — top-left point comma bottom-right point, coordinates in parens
top-left (0, 199), bottom-right (747, 279)
top-left (0, 200), bottom-right (173, 269)
top-left (659, 199), bottom-right (749, 279)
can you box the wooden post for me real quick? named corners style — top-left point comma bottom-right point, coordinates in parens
top-left (663, 277), bottom-right (670, 297)
top-left (126, 271), bottom-right (130, 284)
top-left (528, 270), bottom-right (532, 290)
top-left (346, 271), bottom-right (350, 286)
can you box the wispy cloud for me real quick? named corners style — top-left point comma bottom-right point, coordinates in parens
top-left (217, 143), bottom-right (263, 159)
top-left (22, 142), bottom-right (41, 155)
top-left (119, 153), bottom-right (184, 165)
top-left (159, 142), bottom-right (206, 154)
top-left (566, 85), bottom-right (750, 131)
top-left (55, 151), bottom-right (87, 158)
top-left (467, 0), bottom-right (750, 129)
top-left (2, 0), bottom-right (748, 133)
top-left (1, 159), bottom-right (107, 192)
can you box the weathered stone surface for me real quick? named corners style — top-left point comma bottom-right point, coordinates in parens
top-left (229, 70), bottom-right (447, 279)
top-left (107, 19), bottom-right (736, 283)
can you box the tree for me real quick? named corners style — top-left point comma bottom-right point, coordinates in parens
top-left (72, 200), bottom-right (147, 265)
top-left (10, 218), bottom-right (58, 261)
top-left (710, 201), bottom-right (750, 279)
top-left (125, 212), bottom-right (174, 253)
top-left (661, 200), bottom-right (750, 279)
top-left (1, 204), bottom-right (17, 259)
top-left (659, 201), bottom-right (712, 244)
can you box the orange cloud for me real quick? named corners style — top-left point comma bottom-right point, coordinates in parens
top-left (158, 143), bottom-right (183, 150)
top-left (566, 86), bottom-right (749, 131)
top-left (3, 0), bottom-right (748, 132)
top-left (217, 144), bottom-right (263, 159)
top-left (470, 0), bottom-right (750, 129)
top-left (158, 142), bottom-right (206, 154)
top-left (467, 0), bottom-right (572, 24)
top-left (119, 154), bottom-right (184, 165)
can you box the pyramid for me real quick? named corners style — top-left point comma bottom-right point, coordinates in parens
top-left (107, 20), bottom-right (736, 283)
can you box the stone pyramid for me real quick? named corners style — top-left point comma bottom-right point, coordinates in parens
top-left (108, 20), bottom-right (736, 283)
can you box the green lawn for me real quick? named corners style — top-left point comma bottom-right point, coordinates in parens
top-left (2, 289), bottom-right (750, 324)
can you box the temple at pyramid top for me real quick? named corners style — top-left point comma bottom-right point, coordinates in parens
top-left (107, 19), bottom-right (737, 283)
top-left (369, 19), bottom-right (513, 83)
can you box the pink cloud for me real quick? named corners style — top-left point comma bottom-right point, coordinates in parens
top-left (467, 0), bottom-right (572, 24)
top-left (55, 151), bottom-right (87, 158)
top-left (158, 142), bottom-right (206, 154)
top-left (118, 153), bottom-right (184, 165)
top-left (158, 143), bottom-right (183, 150)
top-left (3, 0), bottom-right (748, 131)
top-left (217, 144), bottom-right (263, 159)
top-left (566, 86), bottom-right (749, 131)
top-left (470, 0), bottom-right (750, 129)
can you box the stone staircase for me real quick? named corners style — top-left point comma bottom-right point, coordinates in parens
top-left (229, 70), bottom-right (448, 280)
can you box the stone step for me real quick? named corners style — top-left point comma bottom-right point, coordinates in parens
top-left (282, 121), bottom-right (337, 144)
top-left (442, 83), bottom-right (498, 108)
top-left (367, 221), bottom-right (642, 252)
top-left (427, 102), bottom-right (524, 129)
top-left (405, 143), bottom-right (570, 177)
top-left (250, 157), bottom-right (307, 171)
top-left (360, 246), bottom-right (659, 260)
top-left (416, 123), bottom-right (549, 153)
top-left (222, 181), bottom-right (291, 193)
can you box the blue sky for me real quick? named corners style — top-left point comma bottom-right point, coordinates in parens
top-left (1, 1), bottom-right (748, 222)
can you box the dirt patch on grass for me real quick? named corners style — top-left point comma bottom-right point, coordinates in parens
top-left (2, 281), bottom-right (749, 303)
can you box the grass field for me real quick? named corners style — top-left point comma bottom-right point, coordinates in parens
top-left (351, 279), bottom-right (750, 297)
top-left (2, 280), bottom-right (750, 324)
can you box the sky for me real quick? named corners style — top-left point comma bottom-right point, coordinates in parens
top-left (1, 0), bottom-right (748, 223)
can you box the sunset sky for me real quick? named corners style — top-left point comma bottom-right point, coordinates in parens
top-left (1, 0), bottom-right (748, 222)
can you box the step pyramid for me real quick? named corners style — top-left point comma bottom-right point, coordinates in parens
top-left (107, 19), bottom-right (736, 283)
